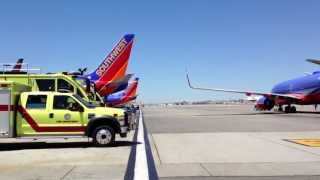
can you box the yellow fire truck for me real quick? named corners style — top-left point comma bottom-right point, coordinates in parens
top-left (0, 70), bottom-right (133, 146)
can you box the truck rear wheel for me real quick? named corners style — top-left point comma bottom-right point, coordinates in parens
top-left (92, 125), bottom-right (115, 146)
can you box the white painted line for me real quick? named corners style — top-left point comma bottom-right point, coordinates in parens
top-left (134, 110), bottom-right (149, 180)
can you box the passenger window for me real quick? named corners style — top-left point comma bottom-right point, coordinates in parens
top-left (58, 79), bottom-right (74, 93)
top-left (35, 79), bottom-right (55, 91)
top-left (53, 95), bottom-right (80, 110)
top-left (26, 95), bottom-right (47, 109)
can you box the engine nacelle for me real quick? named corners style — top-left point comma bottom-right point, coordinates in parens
top-left (254, 96), bottom-right (275, 111)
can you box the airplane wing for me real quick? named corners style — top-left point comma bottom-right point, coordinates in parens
top-left (186, 73), bottom-right (303, 100)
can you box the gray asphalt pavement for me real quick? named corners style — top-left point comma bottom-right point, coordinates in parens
top-left (144, 104), bottom-right (320, 133)
top-left (0, 134), bottom-right (136, 180)
top-left (143, 104), bottom-right (320, 180)
top-left (1, 104), bottom-right (320, 180)
top-left (161, 176), bottom-right (320, 180)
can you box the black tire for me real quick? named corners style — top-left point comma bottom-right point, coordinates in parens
top-left (278, 107), bottom-right (283, 112)
top-left (92, 125), bottom-right (115, 147)
top-left (284, 106), bottom-right (291, 113)
top-left (291, 106), bottom-right (297, 113)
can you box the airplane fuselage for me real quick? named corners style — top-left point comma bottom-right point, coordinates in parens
top-left (187, 59), bottom-right (320, 112)
top-left (271, 72), bottom-right (320, 105)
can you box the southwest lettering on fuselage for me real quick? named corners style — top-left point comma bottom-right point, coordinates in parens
top-left (96, 38), bottom-right (128, 77)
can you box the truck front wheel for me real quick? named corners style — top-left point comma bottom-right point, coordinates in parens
top-left (92, 125), bottom-right (115, 146)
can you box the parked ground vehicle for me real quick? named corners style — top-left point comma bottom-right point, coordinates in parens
top-left (0, 81), bottom-right (133, 146)
top-left (0, 72), bottom-right (103, 102)
top-left (117, 104), bottom-right (138, 130)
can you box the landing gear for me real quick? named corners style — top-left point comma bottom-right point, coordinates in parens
top-left (284, 105), bottom-right (296, 113)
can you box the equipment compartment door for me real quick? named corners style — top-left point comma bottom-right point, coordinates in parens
top-left (0, 89), bottom-right (10, 137)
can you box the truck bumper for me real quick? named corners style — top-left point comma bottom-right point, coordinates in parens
top-left (124, 110), bottom-right (137, 131)
top-left (120, 126), bottom-right (128, 133)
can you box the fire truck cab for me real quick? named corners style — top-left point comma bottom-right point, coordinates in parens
top-left (0, 73), bottom-right (102, 103)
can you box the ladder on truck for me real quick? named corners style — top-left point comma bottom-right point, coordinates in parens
top-left (1, 63), bottom-right (41, 74)
top-left (1, 62), bottom-right (41, 86)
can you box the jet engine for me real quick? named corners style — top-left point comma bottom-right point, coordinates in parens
top-left (254, 96), bottom-right (275, 111)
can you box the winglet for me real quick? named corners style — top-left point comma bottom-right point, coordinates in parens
top-left (186, 72), bottom-right (197, 89)
top-left (186, 73), bottom-right (191, 88)
top-left (306, 59), bottom-right (320, 65)
top-left (186, 70), bottom-right (195, 89)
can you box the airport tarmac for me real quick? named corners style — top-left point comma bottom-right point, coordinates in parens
top-left (1, 104), bottom-right (320, 180)
top-left (143, 104), bottom-right (320, 179)
top-left (0, 134), bottom-right (136, 180)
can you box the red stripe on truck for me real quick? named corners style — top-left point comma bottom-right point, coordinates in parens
top-left (17, 106), bottom-right (86, 132)
top-left (0, 104), bottom-right (85, 132)
top-left (0, 105), bottom-right (14, 111)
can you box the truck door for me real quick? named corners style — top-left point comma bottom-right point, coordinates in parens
top-left (49, 95), bottom-right (85, 134)
top-left (22, 94), bottom-right (50, 135)
top-left (21, 94), bottom-right (85, 135)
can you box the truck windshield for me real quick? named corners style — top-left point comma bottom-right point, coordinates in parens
top-left (73, 94), bottom-right (96, 108)
top-left (74, 77), bottom-right (102, 103)
top-left (75, 78), bottom-right (88, 90)
top-left (58, 79), bottom-right (74, 93)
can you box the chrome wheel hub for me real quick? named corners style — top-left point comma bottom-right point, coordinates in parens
top-left (96, 129), bottom-right (112, 145)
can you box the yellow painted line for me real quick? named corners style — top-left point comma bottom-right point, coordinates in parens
top-left (285, 139), bottom-right (320, 147)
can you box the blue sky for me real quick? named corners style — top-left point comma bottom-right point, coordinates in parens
top-left (1, 0), bottom-right (320, 103)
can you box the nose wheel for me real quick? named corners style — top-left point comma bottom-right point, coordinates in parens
top-left (284, 105), bottom-right (296, 113)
